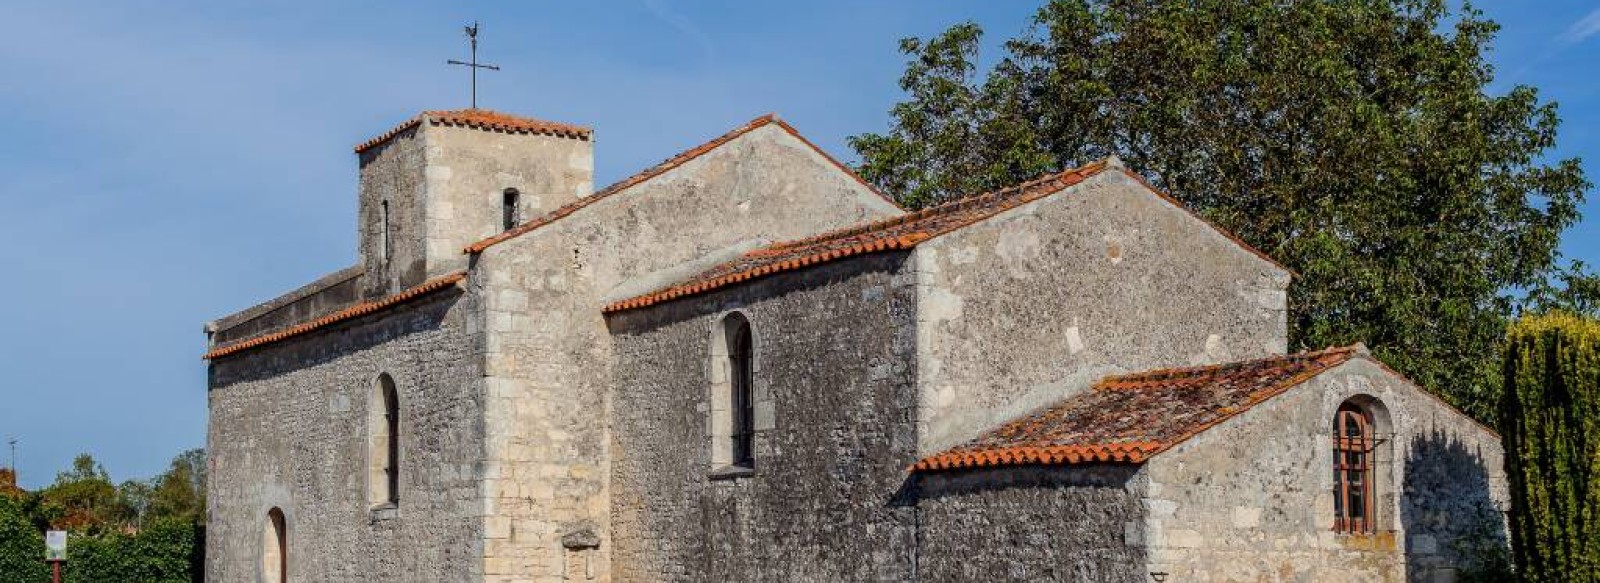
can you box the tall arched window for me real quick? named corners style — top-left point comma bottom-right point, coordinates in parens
top-left (1334, 402), bottom-right (1374, 533)
top-left (502, 188), bottom-right (521, 231)
top-left (262, 507), bottom-right (287, 583)
top-left (369, 374), bottom-right (400, 507)
top-left (728, 317), bottom-right (755, 468)
top-left (709, 312), bottom-right (757, 472)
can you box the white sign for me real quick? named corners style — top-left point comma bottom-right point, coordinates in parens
top-left (45, 530), bottom-right (65, 561)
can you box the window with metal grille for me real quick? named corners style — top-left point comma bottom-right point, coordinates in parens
top-left (729, 318), bottom-right (755, 468)
top-left (1334, 403), bottom-right (1374, 533)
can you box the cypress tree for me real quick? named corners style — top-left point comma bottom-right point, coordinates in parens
top-left (1501, 312), bottom-right (1600, 581)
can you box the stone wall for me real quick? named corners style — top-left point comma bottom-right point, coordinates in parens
top-left (209, 265), bottom-right (363, 345)
top-left (358, 125), bottom-right (430, 297)
top-left (913, 168), bottom-right (1291, 454)
top-left (469, 122), bottom-right (901, 582)
top-left (356, 120), bottom-right (595, 297)
top-left (206, 288), bottom-right (488, 582)
top-left (1139, 357), bottom-right (1507, 582)
top-left (914, 465), bottom-right (1148, 582)
top-left (606, 253), bottom-right (920, 582)
top-left (422, 125), bottom-right (594, 277)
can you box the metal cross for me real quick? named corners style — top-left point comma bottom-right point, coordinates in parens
top-left (446, 22), bottom-right (500, 109)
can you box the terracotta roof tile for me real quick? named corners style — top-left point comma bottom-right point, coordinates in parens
top-left (911, 346), bottom-right (1360, 472)
top-left (603, 161), bottom-right (1111, 313)
top-left (462, 114), bottom-right (899, 255)
top-left (354, 109), bottom-right (591, 154)
top-left (203, 272), bottom-right (466, 360)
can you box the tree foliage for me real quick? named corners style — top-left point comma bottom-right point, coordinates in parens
top-left (0, 450), bottom-right (206, 582)
top-left (40, 454), bottom-right (128, 533)
top-left (850, 0), bottom-right (1591, 421)
top-left (0, 495), bottom-right (48, 582)
top-left (1500, 312), bottom-right (1600, 582)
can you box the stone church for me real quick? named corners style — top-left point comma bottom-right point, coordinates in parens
top-left (204, 108), bottom-right (1507, 582)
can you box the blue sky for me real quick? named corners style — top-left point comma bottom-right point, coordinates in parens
top-left (0, 1), bottom-right (1595, 489)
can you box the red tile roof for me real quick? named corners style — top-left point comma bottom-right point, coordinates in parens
top-left (602, 161), bottom-right (1113, 313)
top-left (912, 346), bottom-right (1361, 472)
top-left (203, 272), bottom-right (467, 360)
top-left (354, 109), bottom-right (591, 154)
top-left (603, 160), bottom-right (1292, 314)
top-left (462, 114), bottom-right (899, 254)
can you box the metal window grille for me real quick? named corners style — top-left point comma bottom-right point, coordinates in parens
top-left (1333, 404), bottom-right (1374, 533)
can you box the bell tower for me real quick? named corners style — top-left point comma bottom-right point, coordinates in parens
top-left (353, 109), bottom-right (594, 296)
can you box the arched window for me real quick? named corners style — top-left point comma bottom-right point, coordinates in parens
top-left (502, 188), bottom-right (521, 231)
top-left (709, 312), bottom-right (757, 472)
top-left (1334, 402), bottom-right (1374, 533)
top-left (728, 317), bottom-right (755, 468)
top-left (369, 374), bottom-right (400, 507)
top-left (262, 507), bottom-right (287, 583)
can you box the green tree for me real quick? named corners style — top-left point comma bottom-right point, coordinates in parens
top-left (850, 0), bottom-right (1591, 422)
top-left (40, 454), bottom-right (129, 533)
top-left (0, 495), bottom-right (49, 582)
top-left (1500, 312), bottom-right (1600, 582)
top-left (146, 449), bottom-right (205, 525)
top-left (1527, 260), bottom-right (1600, 317)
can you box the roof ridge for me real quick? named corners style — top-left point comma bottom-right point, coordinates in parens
top-left (1095, 345), bottom-right (1358, 389)
top-left (203, 272), bottom-right (467, 360)
top-left (354, 109), bottom-right (591, 154)
top-left (463, 114), bottom-right (781, 255)
top-left (911, 344), bottom-right (1364, 473)
top-left (604, 160), bottom-right (1113, 313)
top-left (763, 162), bottom-right (1106, 255)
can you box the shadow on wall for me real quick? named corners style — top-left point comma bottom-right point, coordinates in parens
top-left (1400, 427), bottom-right (1510, 583)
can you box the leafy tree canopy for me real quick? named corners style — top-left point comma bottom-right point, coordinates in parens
top-left (40, 454), bottom-right (128, 533)
top-left (851, 0), bottom-right (1591, 421)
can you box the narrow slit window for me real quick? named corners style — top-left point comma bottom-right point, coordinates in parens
top-left (380, 200), bottom-right (392, 263)
top-left (383, 378), bottom-right (399, 505)
top-left (502, 188), bottom-right (520, 231)
top-left (729, 318), bottom-right (755, 468)
top-left (370, 374), bottom-right (400, 507)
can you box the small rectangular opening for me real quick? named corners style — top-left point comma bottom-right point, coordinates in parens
top-left (502, 188), bottom-right (521, 231)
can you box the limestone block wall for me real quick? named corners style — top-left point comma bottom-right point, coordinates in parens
top-left (606, 253), bottom-right (920, 582)
top-left (356, 121), bottom-right (595, 297)
top-left (422, 125), bottom-right (594, 276)
top-left (1139, 358), bottom-right (1507, 582)
top-left (206, 290), bottom-right (488, 582)
top-left (912, 170), bottom-right (1291, 454)
top-left (468, 122), bottom-right (900, 582)
top-left (358, 126), bottom-right (430, 297)
top-left (913, 465), bottom-right (1148, 582)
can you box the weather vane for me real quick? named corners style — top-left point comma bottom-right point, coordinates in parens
top-left (447, 21), bottom-right (500, 109)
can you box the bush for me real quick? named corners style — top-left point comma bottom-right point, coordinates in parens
top-left (60, 519), bottom-right (199, 583)
top-left (1500, 312), bottom-right (1600, 582)
top-left (0, 495), bottom-right (49, 583)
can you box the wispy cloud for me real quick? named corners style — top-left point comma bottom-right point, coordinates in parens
top-left (641, 0), bottom-right (717, 61)
top-left (1558, 8), bottom-right (1600, 46)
